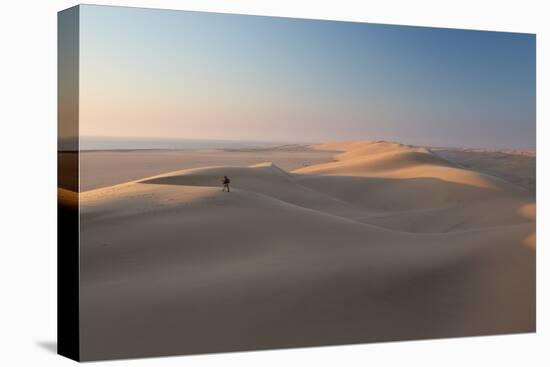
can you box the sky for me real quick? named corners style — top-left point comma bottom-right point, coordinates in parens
top-left (79, 5), bottom-right (536, 149)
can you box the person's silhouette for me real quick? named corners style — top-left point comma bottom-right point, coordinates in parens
top-left (222, 176), bottom-right (231, 192)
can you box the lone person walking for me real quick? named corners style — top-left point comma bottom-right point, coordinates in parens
top-left (222, 175), bottom-right (231, 192)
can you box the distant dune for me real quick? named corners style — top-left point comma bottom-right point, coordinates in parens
top-left (431, 147), bottom-right (536, 193)
top-left (76, 147), bottom-right (337, 191)
top-left (294, 141), bottom-right (534, 232)
top-left (78, 141), bottom-right (535, 361)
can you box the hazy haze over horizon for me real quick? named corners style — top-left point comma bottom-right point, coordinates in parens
top-left (78, 5), bottom-right (536, 150)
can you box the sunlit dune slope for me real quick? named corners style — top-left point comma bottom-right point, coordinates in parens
top-left (292, 141), bottom-right (534, 232)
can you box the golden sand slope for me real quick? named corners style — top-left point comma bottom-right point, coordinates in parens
top-left (78, 141), bottom-right (535, 361)
top-left (432, 147), bottom-right (536, 193)
top-left (294, 141), bottom-right (534, 232)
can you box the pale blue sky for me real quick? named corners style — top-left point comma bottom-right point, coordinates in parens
top-left (79, 5), bottom-right (536, 149)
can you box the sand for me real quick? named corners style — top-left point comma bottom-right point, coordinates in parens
top-left (431, 147), bottom-right (536, 193)
top-left (77, 141), bottom-right (535, 361)
top-left (77, 146), bottom-right (337, 191)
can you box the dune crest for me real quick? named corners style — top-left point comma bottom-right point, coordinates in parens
top-left (301, 141), bottom-right (518, 189)
top-left (290, 141), bottom-right (535, 232)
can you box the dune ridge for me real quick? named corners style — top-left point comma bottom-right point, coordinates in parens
top-left (78, 140), bottom-right (535, 361)
top-left (292, 141), bottom-right (534, 232)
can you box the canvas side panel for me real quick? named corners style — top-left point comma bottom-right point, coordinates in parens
top-left (57, 5), bottom-right (80, 362)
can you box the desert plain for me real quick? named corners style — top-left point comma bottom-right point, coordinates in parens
top-left (62, 141), bottom-right (535, 360)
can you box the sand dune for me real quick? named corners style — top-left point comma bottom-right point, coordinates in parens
top-left (432, 147), bottom-right (536, 193)
top-left (75, 146), bottom-right (336, 191)
top-left (78, 141), bottom-right (535, 360)
top-left (294, 141), bottom-right (534, 232)
top-left (300, 141), bottom-right (524, 190)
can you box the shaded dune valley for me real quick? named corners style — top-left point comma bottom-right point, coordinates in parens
top-left (78, 141), bottom-right (535, 361)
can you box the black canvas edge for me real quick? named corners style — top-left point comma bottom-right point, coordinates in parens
top-left (58, 5), bottom-right (81, 362)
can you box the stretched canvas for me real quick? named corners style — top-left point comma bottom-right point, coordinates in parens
top-left (58, 4), bottom-right (536, 362)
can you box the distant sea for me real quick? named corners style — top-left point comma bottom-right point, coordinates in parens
top-left (69, 137), bottom-right (292, 151)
